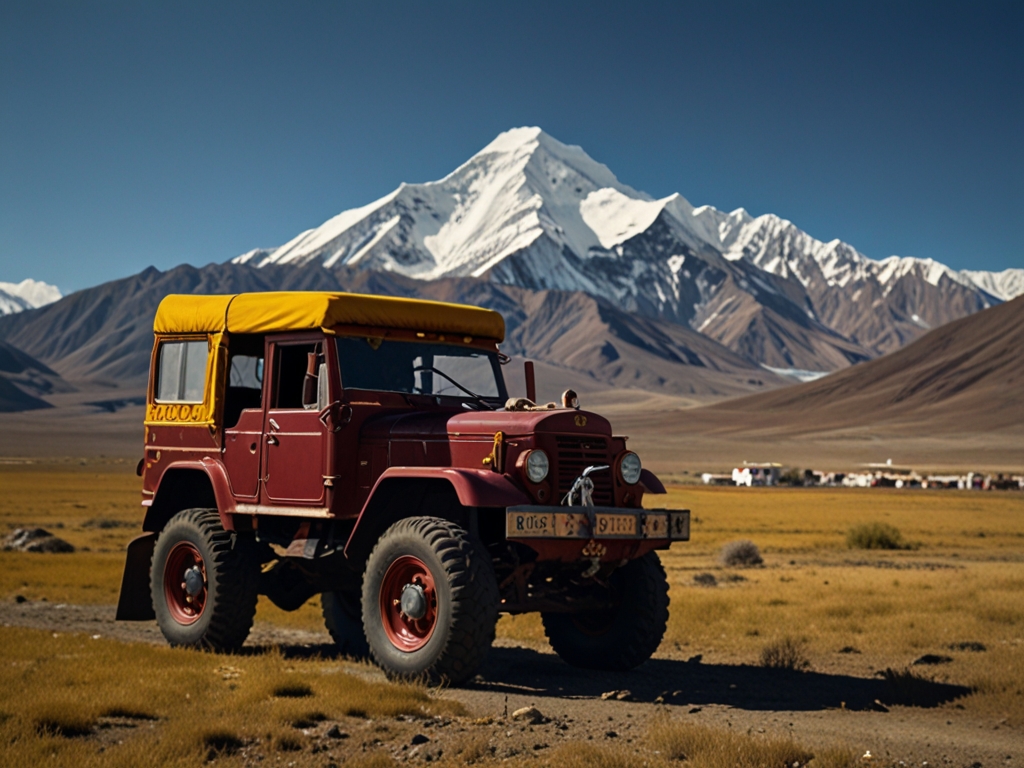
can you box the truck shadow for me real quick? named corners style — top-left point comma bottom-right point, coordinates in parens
top-left (470, 646), bottom-right (971, 712)
top-left (252, 641), bottom-right (970, 712)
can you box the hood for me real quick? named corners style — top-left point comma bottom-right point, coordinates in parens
top-left (446, 409), bottom-right (611, 438)
top-left (359, 408), bottom-right (612, 442)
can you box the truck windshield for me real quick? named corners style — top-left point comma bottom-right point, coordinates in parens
top-left (335, 337), bottom-right (508, 404)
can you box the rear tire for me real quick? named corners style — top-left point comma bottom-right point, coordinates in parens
top-left (322, 590), bottom-right (369, 659)
top-left (362, 516), bottom-right (498, 684)
top-left (151, 508), bottom-right (258, 651)
top-left (542, 551), bottom-right (669, 670)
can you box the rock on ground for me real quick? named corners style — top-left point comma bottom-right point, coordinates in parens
top-left (2, 527), bottom-right (75, 553)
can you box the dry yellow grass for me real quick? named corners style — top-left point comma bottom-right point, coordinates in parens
top-left (0, 461), bottom-right (140, 604)
top-left (0, 625), bottom-right (461, 768)
top-left (3, 464), bottom-right (1023, 737)
top-left (497, 486), bottom-right (1024, 724)
top-left (645, 715), bottom-right (813, 767)
top-left (0, 623), bottom-right (850, 768)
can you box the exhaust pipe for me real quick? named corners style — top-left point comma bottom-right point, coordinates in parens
top-left (524, 360), bottom-right (536, 403)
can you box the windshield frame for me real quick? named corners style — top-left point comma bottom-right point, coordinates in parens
top-left (333, 333), bottom-right (509, 404)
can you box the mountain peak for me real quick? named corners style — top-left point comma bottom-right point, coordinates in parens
top-left (228, 126), bottom-right (1020, 369)
top-left (476, 126), bottom-right (546, 155)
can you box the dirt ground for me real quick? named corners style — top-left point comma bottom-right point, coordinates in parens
top-left (1, 599), bottom-right (1019, 767)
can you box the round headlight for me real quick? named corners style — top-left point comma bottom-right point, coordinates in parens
top-left (525, 450), bottom-right (550, 483)
top-left (620, 452), bottom-right (642, 485)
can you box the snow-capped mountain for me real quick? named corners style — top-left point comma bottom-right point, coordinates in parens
top-left (960, 268), bottom-right (1024, 302)
top-left (0, 279), bottom-right (62, 315)
top-left (234, 127), bottom-right (1021, 371)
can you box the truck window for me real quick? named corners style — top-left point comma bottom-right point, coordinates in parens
top-left (230, 355), bottom-right (263, 389)
top-left (272, 343), bottom-right (320, 409)
top-left (335, 337), bottom-right (507, 401)
top-left (155, 340), bottom-right (208, 403)
top-left (223, 354), bottom-right (263, 428)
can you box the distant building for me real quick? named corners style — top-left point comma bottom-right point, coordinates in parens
top-left (732, 462), bottom-right (782, 487)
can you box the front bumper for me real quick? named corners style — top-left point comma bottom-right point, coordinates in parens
top-left (505, 506), bottom-right (690, 542)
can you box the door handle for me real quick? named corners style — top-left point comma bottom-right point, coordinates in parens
top-left (269, 418), bottom-right (280, 431)
top-left (266, 434), bottom-right (279, 446)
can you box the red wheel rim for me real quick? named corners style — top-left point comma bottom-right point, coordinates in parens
top-left (163, 541), bottom-right (207, 625)
top-left (379, 555), bottom-right (438, 652)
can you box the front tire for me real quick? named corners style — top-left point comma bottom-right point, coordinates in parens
top-left (362, 517), bottom-right (498, 684)
top-left (542, 551), bottom-right (669, 670)
top-left (151, 508), bottom-right (258, 651)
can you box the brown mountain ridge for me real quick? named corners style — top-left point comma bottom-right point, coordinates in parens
top-left (699, 294), bottom-right (1024, 434)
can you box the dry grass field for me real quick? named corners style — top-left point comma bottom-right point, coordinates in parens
top-left (499, 485), bottom-right (1024, 722)
top-left (0, 626), bottom-right (461, 767)
top-left (1, 460), bottom-right (1022, 766)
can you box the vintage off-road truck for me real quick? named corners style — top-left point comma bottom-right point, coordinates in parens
top-left (117, 291), bottom-right (689, 682)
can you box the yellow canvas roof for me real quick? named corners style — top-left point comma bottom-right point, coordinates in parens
top-left (154, 291), bottom-right (505, 341)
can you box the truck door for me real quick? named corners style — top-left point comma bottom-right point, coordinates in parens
top-left (261, 339), bottom-right (327, 506)
top-left (221, 343), bottom-right (265, 499)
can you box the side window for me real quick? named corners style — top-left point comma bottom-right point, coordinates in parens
top-left (272, 343), bottom-right (321, 409)
top-left (156, 340), bottom-right (208, 403)
top-left (223, 354), bottom-right (264, 429)
top-left (229, 355), bottom-right (264, 389)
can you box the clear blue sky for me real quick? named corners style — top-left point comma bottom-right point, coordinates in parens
top-left (1, 1), bottom-right (1020, 293)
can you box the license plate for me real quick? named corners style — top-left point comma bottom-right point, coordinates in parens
top-left (593, 514), bottom-right (638, 536)
top-left (507, 511), bottom-right (558, 537)
top-left (505, 511), bottom-right (589, 538)
top-left (505, 506), bottom-right (688, 540)
top-left (668, 511), bottom-right (690, 540)
top-left (642, 513), bottom-right (668, 538)
top-left (505, 510), bottom-right (636, 538)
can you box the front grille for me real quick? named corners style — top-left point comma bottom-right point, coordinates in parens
top-left (556, 436), bottom-right (614, 506)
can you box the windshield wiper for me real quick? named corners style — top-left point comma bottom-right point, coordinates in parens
top-left (412, 365), bottom-right (496, 410)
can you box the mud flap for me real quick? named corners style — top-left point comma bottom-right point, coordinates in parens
top-left (115, 532), bottom-right (157, 621)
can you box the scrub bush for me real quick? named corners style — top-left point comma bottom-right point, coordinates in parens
top-left (846, 523), bottom-right (910, 550)
top-left (720, 539), bottom-right (763, 567)
top-left (760, 637), bottom-right (811, 670)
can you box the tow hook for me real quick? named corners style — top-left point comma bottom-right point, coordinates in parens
top-left (564, 465), bottom-right (612, 578)
top-left (580, 540), bottom-right (607, 578)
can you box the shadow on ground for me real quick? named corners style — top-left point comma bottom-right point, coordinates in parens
top-left (261, 643), bottom-right (970, 712)
top-left (0, 602), bottom-right (971, 713)
top-left (469, 646), bottom-right (971, 712)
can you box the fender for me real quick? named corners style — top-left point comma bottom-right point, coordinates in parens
top-left (343, 467), bottom-right (530, 559)
top-left (145, 458), bottom-right (238, 533)
top-left (639, 468), bottom-right (667, 494)
top-left (116, 532), bottom-right (157, 621)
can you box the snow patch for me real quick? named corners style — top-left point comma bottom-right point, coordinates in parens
top-left (580, 188), bottom-right (669, 248)
top-left (761, 365), bottom-right (830, 383)
top-left (960, 268), bottom-right (1024, 301)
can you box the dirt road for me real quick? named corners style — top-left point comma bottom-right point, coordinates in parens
top-left (1, 599), bottom-right (1018, 766)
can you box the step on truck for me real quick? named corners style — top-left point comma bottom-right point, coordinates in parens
top-left (117, 291), bottom-right (689, 683)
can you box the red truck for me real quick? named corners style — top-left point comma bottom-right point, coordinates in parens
top-left (117, 291), bottom-right (689, 682)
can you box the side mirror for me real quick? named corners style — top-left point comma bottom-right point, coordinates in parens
top-left (317, 362), bottom-right (329, 411)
